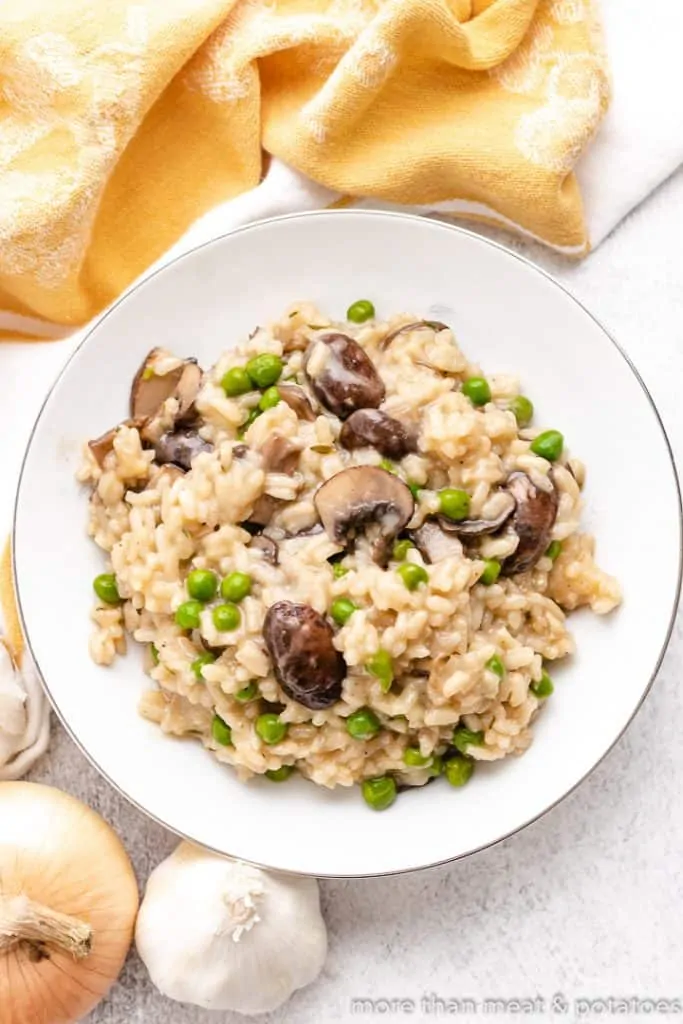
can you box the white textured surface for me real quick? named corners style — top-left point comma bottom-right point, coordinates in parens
top-left (1, 168), bottom-right (681, 1021)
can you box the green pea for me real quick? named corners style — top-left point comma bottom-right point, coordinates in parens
top-left (546, 540), bottom-right (562, 562)
top-left (246, 353), bottom-right (283, 389)
top-left (186, 569), bottom-right (218, 602)
top-left (452, 726), bottom-right (484, 755)
top-left (531, 669), bottom-right (554, 699)
top-left (438, 488), bottom-right (471, 522)
top-left (150, 643), bottom-right (159, 666)
top-left (479, 559), bottom-right (501, 586)
top-left (175, 600), bottom-right (203, 630)
top-left (462, 376), bottom-right (491, 406)
top-left (330, 597), bottom-right (357, 626)
top-left (445, 755), bottom-right (474, 787)
top-left (392, 539), bottom-right (414, 562)
top-left (237, 407), bottom-right (261, 438)
top-left (265, 765), bottom-right (294, 782)
top-left (258, 386), bottom-right (281, 411)
top-left (403, 746), bottom-right (431, 768)
top-left (93, 573), bottom-right (120, 605)
top-left (486, 654), bottom-right (505, 678)
top-left (362, 776), bottom-right (397, 811)
top-left (221, 366), bottom-right (253, 397)
top-left (397, 562), bottom-right (429, 591)
top-left (408, 482), bottom-right (422, 500)
top-left (347, 299), bottom-right (375, 323)
top-left (366, 649), bottom-right (393, 693)
top-left (212, 715), bottom-right (232, 746)
top-left (332, 562), bottom-right (349, 580)
top-left (213, 603), bottom-right (241, 632)
top-left (346, 708), bottom-right (381, 740)
top-left (428, 754), bottom-right (445, 777)
top-left (256, 713), bottom-right (288, 745)
top-left (221, 572), bottom-right (252, 603)
top-left (509, 395), bottom-right (534, 427)
top-left (191, 651), bottom-right (216, 679)
top-left (530, 429), bottom-right (564, 462)
top-left (235, 680), bottom-right (259, 702)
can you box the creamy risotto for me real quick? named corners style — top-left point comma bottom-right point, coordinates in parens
top-left (79, 300), bottom-right (621, 809)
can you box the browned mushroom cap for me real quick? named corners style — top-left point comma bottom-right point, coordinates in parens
top-left (263, 601), bottom-right (345, 709)
top-left (249, 534), bottom-right (279, 566)
top-left (259, 434), bottom-right (300, 474)
top-left (304, 333), bottom-right (385, 419)
top-left (410, 520), bottom-right (464, 563)
top-left (502, 472), bottom-right (559, 575)
top-left (153, 429), bottom-right (213, 471)
top-left (437, 492), bottom-right (516, 538)
top-left (380, 320), bottom-right (450, 350)
top-left (339, 409), bottom-right (419, 460)
top-left (88, 419), bottom-right (147, 468)
top-left (130, 350), bottom-right (202, 422)
top-left (314, 466), bottom-right (414, 564)
top-left (277, 383), bottom-right (317, 421)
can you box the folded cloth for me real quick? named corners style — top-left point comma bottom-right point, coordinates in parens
top-left (0, 0), bottom-right (609, 338)
top-left (0, 541), bottom-right (50, 779)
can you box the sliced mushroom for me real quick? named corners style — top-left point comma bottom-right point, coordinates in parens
top-left (249, 534), bottom-right (279, 566)
top-left (304, 333), bottom-right (385, 419)
top-left (130, 350), bottom-right (202, 422)
top-left (380, 320), bottom-right (450, 350)
top-left (263, 601), bottom-right (345, 710)
top-left (502, 472), bottom-right (559, 576)
top-left (339, 409), bottom-right (418, 460)
top-left (314, 466), bottom-right (414, 564)
top-left (437, 492), bottom-right (516, 537)
top-left (88, 418), bottom-right (146, 467)
top-left (277, 383), bottom-right (317, 421)
top-left (248, 495), bottom-right (282, 528)
top-left (244, 435), bottom-right (302, 527)
top-left (259, 434), bottom-right (300, 474)
top-left (153, 429), bottom-right (213, 471)
top-left (410, 520), bottom-right (464, 563)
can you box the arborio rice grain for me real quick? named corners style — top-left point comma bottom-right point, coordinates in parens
top-left (79, 304), bottom-right (621, 803)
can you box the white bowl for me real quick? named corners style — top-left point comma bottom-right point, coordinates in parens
top-left (13, 212), bottom-right (681, 877)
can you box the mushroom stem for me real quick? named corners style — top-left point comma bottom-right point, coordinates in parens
top-left (0, 894), bottom-right (93, 959)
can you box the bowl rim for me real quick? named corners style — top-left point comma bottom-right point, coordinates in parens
top-left (12, 209), bottom-right (683, 878)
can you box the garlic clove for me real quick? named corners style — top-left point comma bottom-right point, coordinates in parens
top-left (136, 842), bottom-right (327, 1015)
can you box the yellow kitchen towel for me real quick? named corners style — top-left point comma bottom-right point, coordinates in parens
top-left (0, 0), bottom-right (609, 337)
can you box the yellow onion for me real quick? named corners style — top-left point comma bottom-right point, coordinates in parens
top-left (0, 782), bottom-right (139, 1024)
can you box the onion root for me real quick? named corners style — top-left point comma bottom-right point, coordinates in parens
top-left (0, 894), bottom-right (92, 960)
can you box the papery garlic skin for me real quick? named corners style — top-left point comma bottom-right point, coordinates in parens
top-left (0, 643), bottom-right (27, 765)
top-left (136, 842), bottom-right (327, 1015)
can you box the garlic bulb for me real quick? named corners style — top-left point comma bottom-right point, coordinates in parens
top-left (136, 842), bottom-right (327, 1015)
top-left (0, 782), bottom-right (139, 1024)
top-left (0, 540), bottom-right (50, 780)
top-left (0, 643), bottom-right (50, 780)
